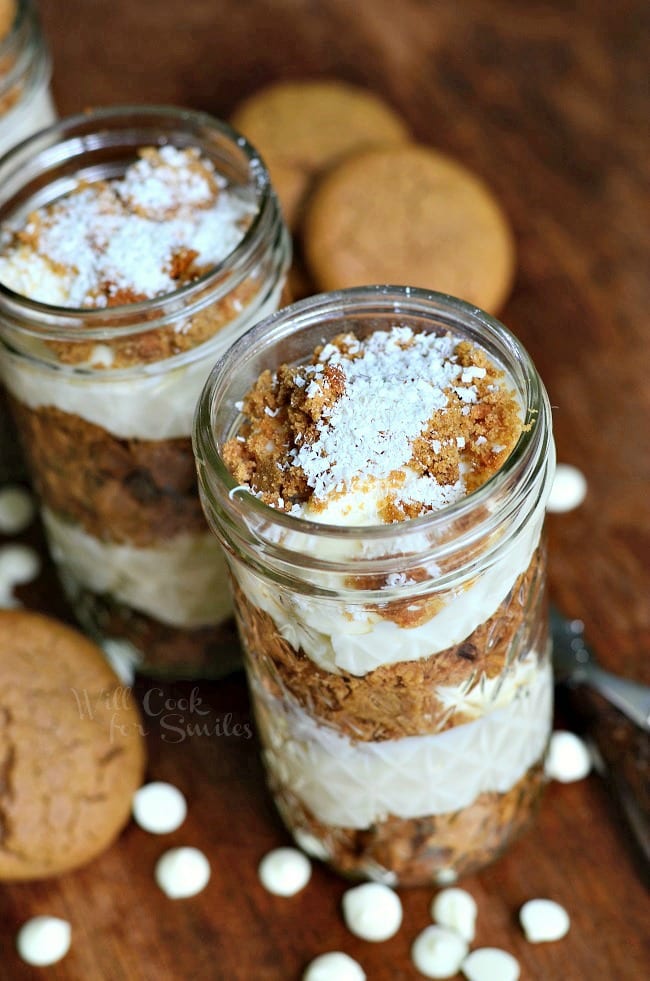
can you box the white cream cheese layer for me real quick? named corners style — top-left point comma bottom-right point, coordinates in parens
top-left (0, 86), bottom-right (55, 158)
top-left (42, 507), bottom-right (232, 627)
top-left (259, 657), bottom-right (552, 829)
top-left (0, 284), bottom-right (283, 440)
top-left (233, 498), bottom-right (545, 676)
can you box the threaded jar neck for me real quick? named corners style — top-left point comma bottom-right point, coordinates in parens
top-left (194, 287), bottom-right (555, 599)
top-left (0, 0), bottom-right (51, 112)
top-left (0, 105), bottom-right (289, 347)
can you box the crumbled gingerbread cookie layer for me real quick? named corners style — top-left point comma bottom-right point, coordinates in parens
top-left (10, 399), bottom-right (206, 546)
top-left (0, 145), bottom-right (258, 366)
top-left (73, 588), bottom-right (241, 678)
top-left (274, 761), bottom-right (545, 887)
top-left (223, 328), bottom-right (523, 518)
top-left (235, 546), bottom-right (546, 741)
top-left (50, 275), bottom-right (260, 369)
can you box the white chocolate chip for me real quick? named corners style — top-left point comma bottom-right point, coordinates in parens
top-left (0, 543), bottom-right (41, 606)
top-left (546, 463), bottom-right (587, 513)
top-left (0, 486), bottom-right (35, 534)
top-left (411, 924), bottom-right (468, 978)
top-left (435, 867), bottom-right (459, 886)
top-left (341, 882), bottom-right (403, 942)
top-left (545, 730), bottom-right (592, 783)
top-left (16, 916), bottom-right (71, 966)
top-left (132, 782), bottom-right (187, 834)
top-left (102, 637), bottom-right (142, 684)
top-left (258, 847), bottom-right (312, 896)
top-left (519, 898), bottom-right (570, 942)
top-left (431, 887), bottom-right (478, 942)
top-left (0, 543), bottom-right (40, 584)
top-left (462, 947), bottom-right (520, 981)
top-left (154, 846), bottom-right (211, 898)
top-left (303, 951), bottom-right (366, 981)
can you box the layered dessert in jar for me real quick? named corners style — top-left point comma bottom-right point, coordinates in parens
top-left (0, 0), bottom-right (55, 156)
top-left (0, 107), bottom-right (290, 676)
top-left (194, 289), bottom-right (556, 885)
top-left (0, 0), bottom-right (55, 480)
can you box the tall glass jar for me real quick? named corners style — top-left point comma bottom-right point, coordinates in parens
top-left (194, 287), bottom-right (556, 886)
top-left (0, 0), bottom-right (55, 480)
top-left (0, 106), bottom-right (290, 678)
top-left (0, 0), bottom-right (55, 156)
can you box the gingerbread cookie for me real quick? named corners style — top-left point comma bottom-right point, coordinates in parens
top-left (231, 79), bottom-right (409, 229)
top-left (0, 610), bottom-right (146, 880)
top-left (303, 144), bottom-right (516, 313)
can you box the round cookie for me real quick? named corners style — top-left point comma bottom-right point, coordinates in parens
top-left (231, 79), bottom-right (409, 229)
top-left (303, 144), bottom-right (516, 313)
top-left (0, 610), bottom-right (146, 880)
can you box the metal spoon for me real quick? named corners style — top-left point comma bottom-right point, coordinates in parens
top-left (550, 605), bottom-right (650, 732)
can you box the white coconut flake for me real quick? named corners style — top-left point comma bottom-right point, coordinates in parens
top-left (291, 329), bottom-right (466, 503)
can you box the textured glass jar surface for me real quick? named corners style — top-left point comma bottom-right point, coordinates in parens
top-left (0, 0), bottom-right (55, 158)
top-left (0, 0), bottom-right (55, 481)
top-left (194, 288), bottom-right (556, 886)
top-left (0, 106), bottom-right (290, 679)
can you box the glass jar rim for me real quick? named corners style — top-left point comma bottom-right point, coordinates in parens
top-left (0, 0), bottom-right (48, 102)
top-left (0, 0), bottom-right (28, 60)
top-left (194, 286), bottom-right (554, 569)
top-left (0, 104), bottom-right (275, 336)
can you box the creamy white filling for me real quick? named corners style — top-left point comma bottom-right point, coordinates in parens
top-left (297, 471), bottom-right (466, 525)
top-left (1, 282), bottom-right (283, 439)
top-left (42, 507), bottom-right (232, 628)
top-left (259, 657), bottom-right (552, 829)
top-left (0, 84), bottom-right (55, 158)
top-left (233, 498), bottom-right (545, 676)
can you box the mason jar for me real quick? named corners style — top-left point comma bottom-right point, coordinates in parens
top-left (0, 0), bottom-right (55, 157)
top-left (0, 0), bottom-right (55, 480)
top-left (0, 106), bottom-right (290, 678)
top-left (194, 287), bottom-right (556, 886)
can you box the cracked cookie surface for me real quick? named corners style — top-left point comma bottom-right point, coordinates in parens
top-left (0, 610), bottom-right (145, 880)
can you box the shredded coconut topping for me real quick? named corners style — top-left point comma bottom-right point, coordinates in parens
top-left (0, 146), bottom-right (256, 308)
top-left (291, 329), bottom-right (460, 501)
top-left (222, 326), bottom-right (524, 523)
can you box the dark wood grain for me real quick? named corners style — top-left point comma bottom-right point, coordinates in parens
top-left (1, 1), bottom-right (649, 978)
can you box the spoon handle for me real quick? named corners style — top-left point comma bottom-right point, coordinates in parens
top-left (586, 664), bottom-right (650, 732)
top-left (586, 697), bottom-right (650, 881)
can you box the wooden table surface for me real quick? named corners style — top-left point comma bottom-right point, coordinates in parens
top-left (1, 1), bottom-right (649, 978)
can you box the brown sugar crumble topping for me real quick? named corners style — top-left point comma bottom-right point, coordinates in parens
top-left (223, 326), bottom-right (524, 521)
